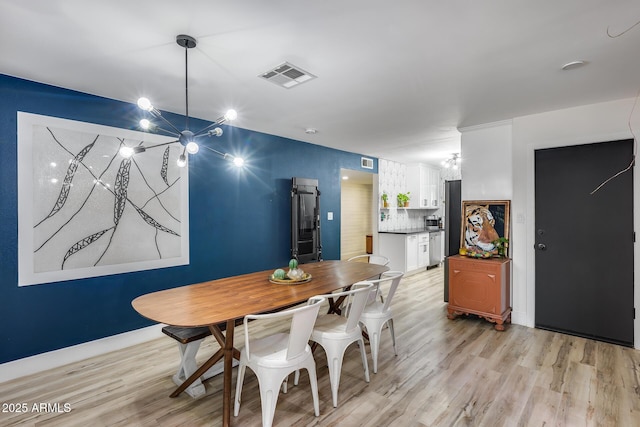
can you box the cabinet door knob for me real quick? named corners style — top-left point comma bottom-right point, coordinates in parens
top-left (536, 243), bottom-right (546, 250)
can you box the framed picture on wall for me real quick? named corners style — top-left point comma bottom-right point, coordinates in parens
top-left (17, 112), bottom-right (190, 286)
top-left (460, 200), bottom-right (510, 257)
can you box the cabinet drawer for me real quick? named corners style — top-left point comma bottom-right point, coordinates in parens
top-left (449, 257), bottom-right (501, 274)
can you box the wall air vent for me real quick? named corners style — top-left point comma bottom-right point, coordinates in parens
top-left (361, 157), bottom-right (374, 169)
top-left (260, 62), bottom-right (317, 89)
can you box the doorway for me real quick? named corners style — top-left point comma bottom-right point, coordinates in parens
top-left (340, 169), bottom-right (374, 260)
top-left (534, 139), bottom-right (634, 346)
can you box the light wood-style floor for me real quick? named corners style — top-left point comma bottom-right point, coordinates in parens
top-left (2, 267), bottom-right (640, 426)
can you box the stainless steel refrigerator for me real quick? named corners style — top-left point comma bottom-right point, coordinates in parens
top-left (443, 180), bottom-right (461, 302)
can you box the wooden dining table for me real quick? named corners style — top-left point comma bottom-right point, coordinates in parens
top-left (131, 260), bottom-right (389, 427)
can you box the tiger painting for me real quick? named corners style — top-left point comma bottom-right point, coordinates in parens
top-left (464, 204), bottom-right (500, 254)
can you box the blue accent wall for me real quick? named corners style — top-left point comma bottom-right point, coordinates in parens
top-left (0, 74), bottom-right (377, 363)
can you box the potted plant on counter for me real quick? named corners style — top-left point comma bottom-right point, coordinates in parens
top-left (397, 192), bottom-right (410, 207)
top-left (381, 192), bottom-right (389, 208)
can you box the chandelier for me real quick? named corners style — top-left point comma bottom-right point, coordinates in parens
top-left (119, 34), bottom-right (243, 168)
top-left (441, 153), bottom-right (460, 170)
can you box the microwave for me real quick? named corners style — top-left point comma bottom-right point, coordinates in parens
top-left (424, 217), bottom-right (440, 229)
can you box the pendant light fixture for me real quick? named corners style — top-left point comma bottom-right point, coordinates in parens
top-left (119, 34), bottom-right (242, 168)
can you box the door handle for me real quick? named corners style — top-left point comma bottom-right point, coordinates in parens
top-left (536, 243), bottom-right (547, 250)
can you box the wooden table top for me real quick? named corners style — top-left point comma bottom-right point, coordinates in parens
top-left (132, 260), bottom-right (389, 327)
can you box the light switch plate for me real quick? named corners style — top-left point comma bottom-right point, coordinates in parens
top-left (327, 212), bottom-right (333, 220)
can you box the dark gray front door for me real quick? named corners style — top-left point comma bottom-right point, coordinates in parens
top-left (534, 139), bottom-right (634, 346)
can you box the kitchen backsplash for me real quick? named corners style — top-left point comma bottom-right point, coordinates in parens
top-left (379, 208), bottom-right (434, 231)
top-left (378, 158), bottom-right (406, 206)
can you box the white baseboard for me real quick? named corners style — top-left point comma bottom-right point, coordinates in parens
top-left (510, 310), bottom-right (533, 328)
top-left (0, 324), bottom-right (164, 384)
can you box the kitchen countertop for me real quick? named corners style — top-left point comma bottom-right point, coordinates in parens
top-left (379, 228), bottom-right (444, 234)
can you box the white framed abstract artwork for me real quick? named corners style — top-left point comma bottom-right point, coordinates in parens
top-left (17, 112), bottom-right (189, 286)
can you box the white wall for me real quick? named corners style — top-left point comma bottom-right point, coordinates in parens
top-left (461, 97), bottom-right (639, 348)
top-left (460, 120), bottom-right (513, 201)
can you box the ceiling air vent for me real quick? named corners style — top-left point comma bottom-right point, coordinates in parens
top-left (361, 157), bottom-right (374, 169)
top-left (260, 62), bottom-right (317, 89)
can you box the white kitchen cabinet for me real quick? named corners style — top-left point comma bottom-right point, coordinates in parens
top-left (379, 233), bottom-right (424, 275)
top-left (407, 163), bottom-right (440, 208)
top-left (406, 234), bottom-right (419, 271)
top-left (406, 164), bottom-right (426, 208)
top-left (417, 233), bottom-right (430, 268)
top-left (429, 168), bottom-right (440, 208)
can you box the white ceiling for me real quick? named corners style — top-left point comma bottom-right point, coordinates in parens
top-left (2, 1), bottom-right (640, 166)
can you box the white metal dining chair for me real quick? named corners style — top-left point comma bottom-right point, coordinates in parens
top-left (347, 254), bottom-right (390, 267)
top-left (310, 282), bottom-right (374, 407)
top-left (234, 296), bottom-right (325, 427)
top-left (347, 254), bottom-right (391, 303)
top-left (359, 271), bottom-right (404, 373)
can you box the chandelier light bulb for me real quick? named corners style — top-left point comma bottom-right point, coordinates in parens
top-left (233, 156), bottom-right (245, 167)
top-left (139, 119), bottom-right (151, 130)
top-left (177, 154), bottom-right (187, 168)
top-left (119, 146), bottom-right (134, 159)
top-left (224, 109), bottom-right (238, 121)
top-left (208, 127), bottom-right (223, 137)
top-left (186, 141), bottom-right (199, 154)
top-left (137, 97), bottom-right (153, 111)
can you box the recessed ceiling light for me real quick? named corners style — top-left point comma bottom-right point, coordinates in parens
top-left (342, 176), bottom-right (349, 180)
top-left (561, 60), bottom-right (586, 71)
top-left (305, 128), bottom-right (318, 134)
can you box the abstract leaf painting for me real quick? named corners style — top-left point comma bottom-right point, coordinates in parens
top-left (18, 112), bottom-right (189, 286)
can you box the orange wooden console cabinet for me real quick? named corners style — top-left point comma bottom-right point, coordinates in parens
top-left (447, 254), bottom-right (512, 331)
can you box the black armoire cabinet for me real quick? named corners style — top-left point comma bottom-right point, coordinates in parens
top-left (291, 177), bottom-right (322, 263)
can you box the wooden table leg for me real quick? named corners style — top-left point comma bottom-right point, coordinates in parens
top-left (169, 321), bottom-right (241, 427)
top-left (327, 284), bottom-right (353, 315)
top-left (222, 319), bottom-right (235, 427)
top-left (327, 297), bottom-right (340, 315)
